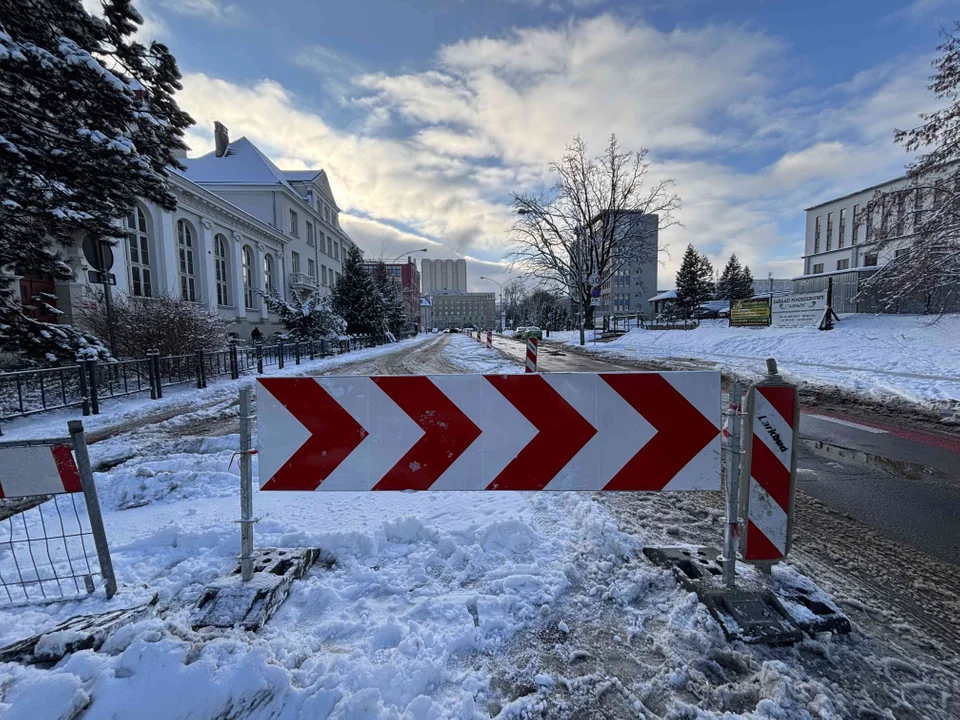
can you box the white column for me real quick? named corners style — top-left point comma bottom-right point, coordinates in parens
top-left (232, 232), bottom-right (246, 320)
top-left (255, 243), bottom-right (269, 321)
top-left (200, 218), bottom-right (217, 312)
top-left (158, 210), bottom-right (179, 297)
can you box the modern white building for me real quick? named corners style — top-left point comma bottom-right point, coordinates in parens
top-left (795, 166), bottom-right (954, 312)
top-left (421, 259), bottom-right (467, 294)
top-left (14, 124), bottom-right (353, 340)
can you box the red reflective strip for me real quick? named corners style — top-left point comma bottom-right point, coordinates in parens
top-left (259, 378), bottom-right (368, 491)
top-left (371, 377), bottom-right (482, 491)
top-left (750, 435), bottom-right (791, 510)
top-left (51, 444), bottom-right (82, 493)
top-left (485, 375), bottom-right (596, 490)
top-left (758, 386), bottom-right (796, 430)
top-left (601, 374), bottom-right (719, 491)
top-left (744, 519), bottom-right (783, 561)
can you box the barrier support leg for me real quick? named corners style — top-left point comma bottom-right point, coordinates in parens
top-left (238, 387), bottom-right (255, 582)
top-left (721, 379), bottom-right (742, 589)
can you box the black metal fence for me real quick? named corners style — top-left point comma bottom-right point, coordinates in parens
top-left (0, 335), bottom-right (380, 432)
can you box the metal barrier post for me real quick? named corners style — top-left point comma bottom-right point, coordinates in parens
top-left (256, 344), bottom-right (263, 374)
top-left (721, 379), bottom-right (742, 588)
top-left (278, 341), bottom-right (285, 370)
top-left (238, 388), bottom-right (255, 582)
top-left (195, 349), bottom-right (206, 389)
top-left (230, 343), bottom-right (239, 380)
top-left (147, 351), bottom-right (158, 399)
top-left (68, 420), bottom-right (117, 599)
top-left (295, 342), bottom-right (301, 365)
top-left (85, 358), bottom-right (99, 415)
top-left (77, 356), bottom-right (90, 416)
top-left (151, 349), bottom-right (163, 399)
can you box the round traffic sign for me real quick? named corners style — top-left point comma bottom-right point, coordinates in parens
top-left (82, 236), bottom-right (114, 271)
top-left (588, 273), bottom-right (600, 286)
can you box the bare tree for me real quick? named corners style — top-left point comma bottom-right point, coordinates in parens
top-left (509, 134), bottom-right (680, 344)
top-left (857, 26), bottom-right (960, 315)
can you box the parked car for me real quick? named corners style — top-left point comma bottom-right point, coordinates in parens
top-left (525, 326), bottom-right (543, 340)
top-left (515, 326), bottom-right (528, 338)
top-left (431, 327), bottom-right (439, 333)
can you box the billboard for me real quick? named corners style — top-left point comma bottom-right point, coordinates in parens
top-left (730, 298), bottom-right (771, 327)
top-left (771, 291), bottom-right (827, 328)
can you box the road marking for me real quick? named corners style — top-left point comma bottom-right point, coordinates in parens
top-left (805, 414), bottom-right (888, 434)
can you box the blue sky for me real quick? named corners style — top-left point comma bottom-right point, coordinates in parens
top-left (113, 0), bottom-right (958, 288)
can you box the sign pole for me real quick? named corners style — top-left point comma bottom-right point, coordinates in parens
top-left (238, 387), bottom-right (255, 581)
top-left (721, 379), bottom-right (742, 588)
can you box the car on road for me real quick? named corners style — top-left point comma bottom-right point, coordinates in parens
top-left (515, 326), bottom-right (527, 337)
top-left (525, 326), bottom-right (543, 339)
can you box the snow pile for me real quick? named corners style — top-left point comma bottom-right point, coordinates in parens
top-left (443, 334), bottom-right (522, 375)
top-left (554, 315), bottom-right (960, 406)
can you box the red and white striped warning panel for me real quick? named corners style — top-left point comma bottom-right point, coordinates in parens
top-left (741, 383), bottom-right (798, 562)
top-left (257, 373), bottom-right (721, 492)
top-left (0, 443), bottom-right (82, 499)
top-left (525, 338), bottom-right (538, 373)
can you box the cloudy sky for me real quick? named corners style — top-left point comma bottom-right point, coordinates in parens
top-left (122, 0), bottom-right (955, 290)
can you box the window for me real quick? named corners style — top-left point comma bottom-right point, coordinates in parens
top-left (215, 234), bottom-right (229, 306)
top-left (895, 248), bottom-right (909, 259)
top-left (915, 188), bottom-right (924, 228)
top-left (324, 206), bottom-right (330, 223)
top-left (242, 245), bottom-right (256, 309)
top-left (291, 251), bottom-right (301, 274)
top-left (322, 265), bottom-right (328, 285)
top-left (863, 252), bottom-right (878, 267)
top-left (306, 222), bottom-right (314, 247)
top-left (308, 259), bottom-right (316, 279)
top-left (126, 207), bottom-right (152, 297)
top-left (866, 208), bottom-right (873, 241)
top-left (333, 211), bottom-right (338, 228)
top-left (838, 208), bottom-right (846, 248)
top-left (814, 216), bottom-right (821, 253)
top-left (289, 210), bottom-right (299, 236)
top-left (826, 212), bottom-right (833, 251)
top-left (334, 242), bottom-right (339, 261)
top-left (317, 232), bottom-right (325, 255)
top-left (336, 272), bottom-right (341, 284)
top-left (177, 219), bottom-right (196, 301)
top-left (812, 263), bottom-right (824, 274)
top-left (836, 259), bottom-right (849, 270)
top-left (327, 236), bottom-right (332, 255)
top-left (263, 254), bottom-right (275, 293)
top-left (896, 193), bottom-right (906, 236)
top-left (852, 204), bottom-right (860, 244)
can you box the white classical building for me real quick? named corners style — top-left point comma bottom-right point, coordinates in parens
top-left (16, 124), bottom-right (353, 340)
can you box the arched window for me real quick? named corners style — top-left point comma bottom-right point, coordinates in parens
top-left (177, 219), bottom-right (196, 301)
top-left (263, 253), bottom-right (274, 294)
top-left (242, 245), bottom-right (256, 309)
top-left (214, 234), bottom-right (229, 306)
top-left (126, 207), bottom-right (152, 297)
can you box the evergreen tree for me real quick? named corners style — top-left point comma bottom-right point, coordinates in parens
top-left (674, 245), bottom-right (714, 317)
top-left (716, 254), bottom-right (755, 301)
top-left (0, 0), bottom-right (194, 363)
top-left (370, 262), bottom-right (406, 337)
top-left (331, 244), bottom-right (382, 336)
top-left (259, 288), bottom-right (345, 342)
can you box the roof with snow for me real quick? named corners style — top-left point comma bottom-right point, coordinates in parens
top-left (648, 289), bottom-right (677, 302)
top-left (282, 170), bottom-right (323, 182)
top-left (179, 137), bottom-right (294, 187)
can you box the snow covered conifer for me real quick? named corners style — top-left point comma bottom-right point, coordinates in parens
top-left (331, 244), bottom-right (382, 336)
top-left (716, 254), bottom-right (755, 301)
top-left (0, 0), bottom-right (193, 363)
top-left (259, 288), bottom-right (345, 342)
top-left (370, 262), bottom-right (406, 337)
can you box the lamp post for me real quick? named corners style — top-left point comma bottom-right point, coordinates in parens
top-left (479, 276), bottom-right (504, 333)
top-left (389, 248), bottom-right (428, 263)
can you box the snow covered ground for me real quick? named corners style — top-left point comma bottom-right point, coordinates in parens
top-left (0, 334), bottom-right (957, 718)
top-left (544, 314), bottom-right (960, 411)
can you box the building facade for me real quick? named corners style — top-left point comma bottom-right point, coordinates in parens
top-left (581, 212), bottom-right (658, 320)
top-left (430, 293), bottom-right (496, 329)
top-left (360, 257), bottom-right (422, 332)
top-left (14, 125), bottom-right (354, 342)
top-left (421, 259), bottom-right (467, 294)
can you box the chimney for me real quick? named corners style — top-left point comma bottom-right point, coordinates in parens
top-left (214, 121), bottom-right (229, 158)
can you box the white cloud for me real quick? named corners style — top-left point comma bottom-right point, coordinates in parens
top-left (155, 0), bottom-right (239, 22)
top-left (175, 13), bottom-right (937, 289)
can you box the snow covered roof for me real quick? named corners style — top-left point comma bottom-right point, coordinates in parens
top-left (648, 289), bottom-right (677, 302)
top-left (282, 170), bottom-right (322, 182)
top-left (179, 137), bottom-right (298, 190)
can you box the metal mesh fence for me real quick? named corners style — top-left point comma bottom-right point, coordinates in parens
top-left (0, 494), bottom-right (102, 606)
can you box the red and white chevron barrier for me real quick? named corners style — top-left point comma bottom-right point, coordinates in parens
top-left (486, 331), bottom-right (492, 349)
top-left (0, 443), bottom-right (82, 498)
top-left (739, 381), bottom-right (799, 563)
top-left (257, 372), bottom-right (721, 492)
top-left (525, 337), bottom-right (538, 373)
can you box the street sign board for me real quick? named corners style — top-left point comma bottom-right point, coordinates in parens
top-left (771, 291), bottom-right (827, 328)
top-left (590, 298), bottom-right (600, 307)
top-left (591, 286), bottom-right (601, 298)
top-left (730, 298), bottom-right (771, 327)
top-left (87, 270), bottom-right (117, 286)
top-left (256, 373), bottom-right (721, 492)
top-left (588, 273), bottom-right (600, 286)
top-left (82, 236), bottom-right (114, 271)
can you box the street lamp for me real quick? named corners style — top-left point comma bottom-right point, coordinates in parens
top-left (479, 276), bottom-right (504, 333)
top-left (390, 248), bottom-right (428, 262)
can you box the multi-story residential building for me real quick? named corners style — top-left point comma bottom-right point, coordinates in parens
top-left (13, 124), bottom-right (355, 342)
top-left (796, 165), bottom-right (956, 312)
top-left (421, 259), bottom-right (467, 294)
top-left (361, 257), bottom-right (422, 332)
top-left (431, 293), bottom-right (496, 329)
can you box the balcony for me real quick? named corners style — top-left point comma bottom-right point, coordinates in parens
top-left (289, 272), bottom-right (319, 290)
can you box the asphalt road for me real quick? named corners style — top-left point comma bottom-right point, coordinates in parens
top-left (491, 333), bottom-right (960, 565)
